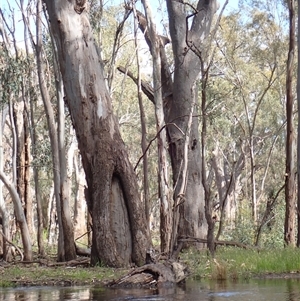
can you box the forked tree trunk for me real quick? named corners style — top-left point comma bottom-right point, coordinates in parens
top-left (135, 0), bottom-right (217, 254)
top-left (166, 0), bottom-right (217, 251)
top-left (44, 0), bottom-right (149, 267)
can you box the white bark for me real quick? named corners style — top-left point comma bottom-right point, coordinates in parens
top-left (0, 170), bottom-right (32, 261)
top-left (0, 109), bottom-right (9, 260)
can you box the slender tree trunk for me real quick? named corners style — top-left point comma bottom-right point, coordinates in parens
top-left (57, 71), bottom-right (76, 261)
top-left (15, 103), bottom-right (33, 236)
top-left (0, 171), bottom-right (32, 261)
top-left (29, 90), bottom-right (45, 255)
top-left (44, 0), bottom-right (150, 267)
top-left (35, 0), bottom-right (77, 260)
top-left (35, 2), bottom-right (64, 260)
top-left (142, 0), bottom-right (172, 254)
top-left (0, 109), bottom-right (9, 261)
top-left (297, 0), bottom-right (300, 248)
top-left (285, 0), bottom-right (296, 247)
top-left (20, 1), bottom-right (44, 254)
top-left (133, 5), bottom-right (150, 228)
top-left (9, 100), bottom-right (17, 186)
top-left (200, 63), bottom-right (215, 256)
top-left (53, 30), bottom-right (76, 260)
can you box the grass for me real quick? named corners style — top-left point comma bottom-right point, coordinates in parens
top-left (0, 264), bottom-right (125, 287)
top-left (182, 246), bottom-right (300, 280)
top-left (0, 247), bottom-right (299, 287)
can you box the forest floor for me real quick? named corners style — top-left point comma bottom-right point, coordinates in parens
top-left (0, 256), bottom-right (300, 288)
top-left (1, 246), bottom-right (300, 287)
top-left (0, 257), bottom-right (126, 287)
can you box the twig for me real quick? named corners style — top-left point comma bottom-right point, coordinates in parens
top-left (75, 231), bottom-right (91, 241)
top-left (178, 236), bottom-right (260, 250)
top-left (134, 123), bottom-right (184, 171)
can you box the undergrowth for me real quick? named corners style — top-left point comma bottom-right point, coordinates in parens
top-left (182, 246), bottom-right (300, 280)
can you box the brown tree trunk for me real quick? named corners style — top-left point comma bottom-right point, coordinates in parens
top-left (142, 0), bottom-right (172, 255)
top-left (44, 0), bottom-right (150, 267)
top-left (15, 104), bottom-right (33, 236)
top-left (285, 0), bottom-right (296, 247)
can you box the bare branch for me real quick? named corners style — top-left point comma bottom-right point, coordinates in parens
top-left (117, 66), bottom-right (155, 103)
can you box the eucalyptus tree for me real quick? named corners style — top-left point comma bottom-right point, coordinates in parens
top-left (129, 0), bottom-right (219, 255)
top-left (209, 9), bottom-right (288, 244)
top-left (44, 0), bottom-right (150, 267)
top-left (298, 0), bottom-right (300, 248)
top-left (0, 17), bottom-right (32, 261)
top-left (239, 0), bottom-right (297, 249)
top-left (284, 0), bottom-right (296, 246)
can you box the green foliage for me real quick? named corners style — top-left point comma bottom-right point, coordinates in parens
top-left (204, 6), bottom-right (289, 245)
top-left (183, 247), bottom-right (300, 280)
top-left (0, 47), bottom-right (31, 106)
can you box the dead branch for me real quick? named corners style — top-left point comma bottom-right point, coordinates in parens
top-left (0, 230), bottom-right (24, 261)
top-left (178, 236), bottom-right (260, 250)
top-left (9, 257), bottom-right (90, 267)
top-left (134, 122), bottom-right (184, 171)
top-left (75, 244), bottom-right (91, 257)
top-left (117, 66), bottom-right (154, 103)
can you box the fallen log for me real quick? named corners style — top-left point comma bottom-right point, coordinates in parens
top-left (75, 244), bottom-right (91, 257)
top-left (108, 261), bottom-right (189, 288)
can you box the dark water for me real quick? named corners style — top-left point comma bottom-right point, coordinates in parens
top-left (0, 278), bottom-right (299, 300)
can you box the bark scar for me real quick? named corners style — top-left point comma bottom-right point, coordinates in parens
top-left (74, 0), bottom-right (86, 14)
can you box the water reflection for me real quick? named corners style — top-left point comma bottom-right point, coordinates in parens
top-left (286, 278), bottom-right (300, 301)
top-left (0, 278), bottom-right (299, 300)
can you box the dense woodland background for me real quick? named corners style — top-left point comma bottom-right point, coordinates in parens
top-left (0, 0), bottom-right (299, 266)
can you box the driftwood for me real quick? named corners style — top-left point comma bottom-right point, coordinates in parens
top-left (7, 257), bottom-right (90, 267)
top-left (108, 261), bottom-right (189, 288)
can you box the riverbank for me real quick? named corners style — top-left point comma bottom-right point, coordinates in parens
top-left (0, 260), bottom-right (125, 287)
top-left (1, 247), bottom-right (299, 287)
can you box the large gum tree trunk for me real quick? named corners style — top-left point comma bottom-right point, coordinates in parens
top-left (136, 0), bottom-right (217, 252)
top-left (166, 0), bottom-right (217, 249)
top-left (44, 0), bottom-right (149, 267)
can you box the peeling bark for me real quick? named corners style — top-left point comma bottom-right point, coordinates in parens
top-left (44, 0), bottom-right (150, 267)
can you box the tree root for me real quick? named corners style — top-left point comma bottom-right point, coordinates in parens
top-left (108, 260), bottom-right (189, 288)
